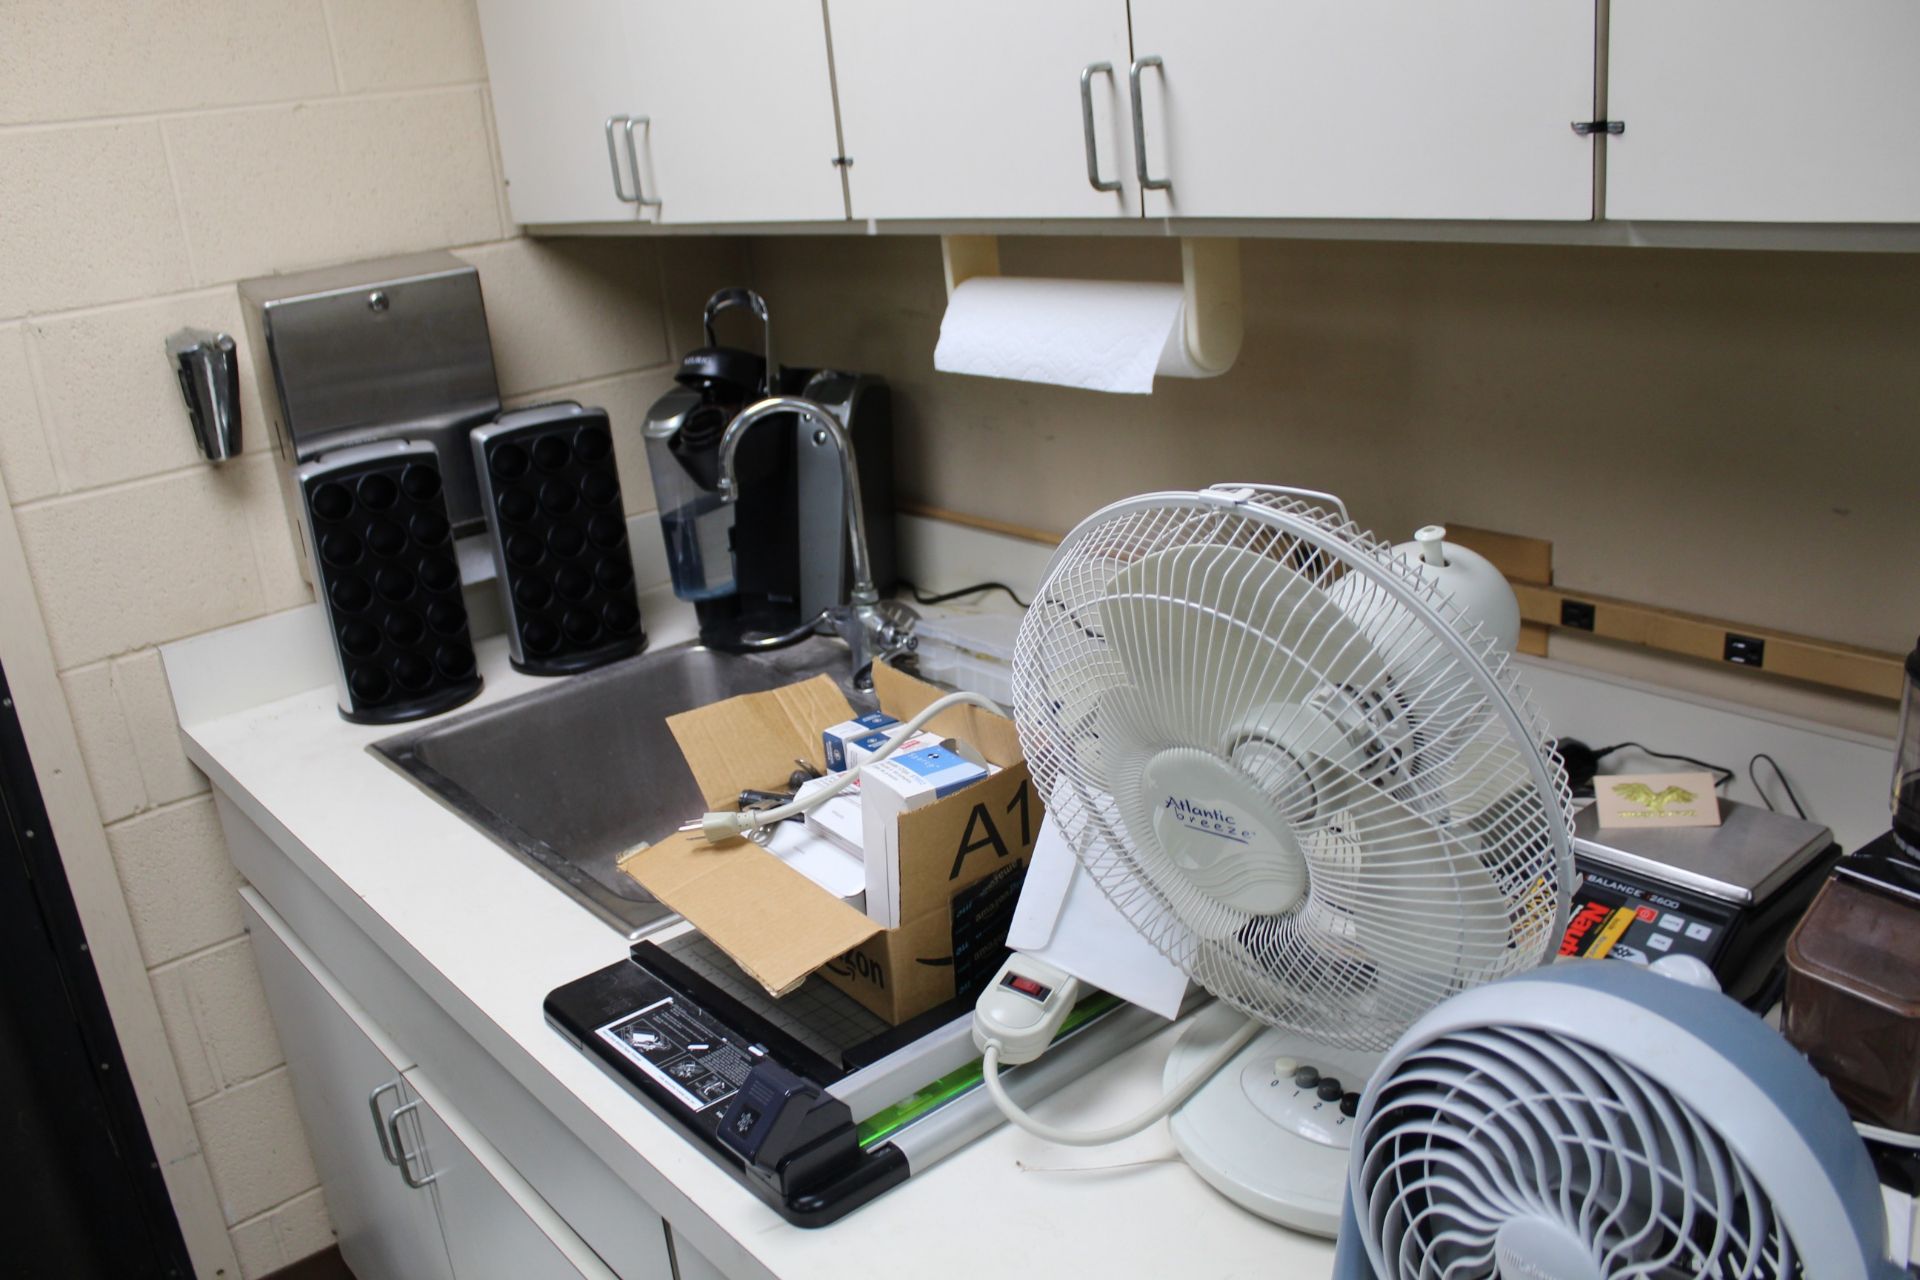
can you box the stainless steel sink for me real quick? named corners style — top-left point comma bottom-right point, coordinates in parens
top-left (372, 638), bottom-right (866, 935)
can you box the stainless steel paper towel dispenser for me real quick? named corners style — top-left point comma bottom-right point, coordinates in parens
top-left (238, 251), bottom-right (502, 534)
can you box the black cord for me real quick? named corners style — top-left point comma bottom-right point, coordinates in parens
top-left (895, 578), bottom-right (1030, 611)
top-left (1748, 752), bottom-right (1808, 819)
top-left (1593, 741), bottom-right (1735, 789)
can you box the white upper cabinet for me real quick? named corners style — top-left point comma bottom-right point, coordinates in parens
top-left (1607, 1), bottom-right (1920, 222)
top-left (829, 0), bottom-right (1138, 219)
top-left (1125, 0), bottom-right (1597, 220)
top-left (476, 0), bottom-right (1918, 229)
top-left (477, 0), bottom-right (641, 226)
top-left (622, 1), bottom-right (847, 223)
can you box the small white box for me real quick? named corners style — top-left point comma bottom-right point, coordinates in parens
top-left (800, 775), bottom-right (864, 857)
top-left (846, 729), bottom-right (956, 769)
top-left (859, 746), bottom-right (994, 927)
top-left (761, 820), bottom-right (866, 911)
top-left (822, 712), bottom-right (899, 772)
top-left (801, 733), bottom-right (954, 859)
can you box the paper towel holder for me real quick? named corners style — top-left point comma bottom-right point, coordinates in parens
top-left (939, 234), bottom-right (1243, 378)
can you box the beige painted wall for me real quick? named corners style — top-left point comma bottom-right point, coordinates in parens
top-left (0, 4), bottom-right (745, 1275)
top-left (748, 233), bottom-right (1918, 734)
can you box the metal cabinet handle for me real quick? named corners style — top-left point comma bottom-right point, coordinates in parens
top-left (604, 115), bottom-right (638, 203)
top-left (367, 1080), bottom-right (404, 1166)
top-left (385, 1100), bottom-right (439, 1189)
top-left (1129, 55), bottom-right (1172, 191)
top-left (622, 116), bottom-right (662, 209)
top-left (1079, 62), bottom-right (1121, 193)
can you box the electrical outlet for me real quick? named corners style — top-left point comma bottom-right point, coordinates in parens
top-left (1724, 633), bottom-right (1766, 668)
top-left (1560, 600), bottom-right (1596, 632)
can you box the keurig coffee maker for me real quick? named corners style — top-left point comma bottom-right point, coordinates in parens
top-left (642, 289), bottom-right (894, 651)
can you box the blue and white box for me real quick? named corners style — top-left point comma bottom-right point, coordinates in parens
top-left (801, 732), bottom-right (952, 858)
top-left (859, 745), bottom-right (995, 927)
top-left (822, 711), bottom-right (900, 771)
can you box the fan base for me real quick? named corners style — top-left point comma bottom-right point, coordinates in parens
top-left (1164, 1004), bottom-right (1378, 1238)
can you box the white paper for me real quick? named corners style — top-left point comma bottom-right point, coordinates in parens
top-left (761, 821), bottom-right (866, 904)
top-left (797, 772), bottom-right (863, 857)
top-left (1884, 1185), bottom-right (1914, 1269)
top-left (1008, 816), bottom-right (1189, 1020)
top-left (933, 276), bottom-right (1199, 395)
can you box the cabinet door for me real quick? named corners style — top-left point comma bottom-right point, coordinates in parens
top-left (402, 1071), bottom-right (635, 1280)
top-left (1127, 0), bottom-right (1595, 220)
top-left (476, 0), bottom-right (642, 225)
top-left (243, 893), bottom-right (456, 1280)
top-left (829, 0), bottom-right (1137, 219)
top-left (624, 2), bottom-right (847, 223)
top-left (1607, 1), bottom-right (1920, 222)
top-left (669, 1232), bottom-right (730, 1280)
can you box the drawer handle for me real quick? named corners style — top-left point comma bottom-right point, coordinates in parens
top-left (1079, 62), bottom-right (1121, 193)
top-left (367, 1079), bottom-right (404, 1166)
top-left (623, 116), bottom-right (662, 209)
top-left (385, 1099), bottom-right (440, 1189)
top-left (604, 115), bottom-right (638, 203)
top-left (1129, 55), bottom-right (1172, 192)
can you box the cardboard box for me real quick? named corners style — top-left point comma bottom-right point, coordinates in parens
top-left (618, 664), bottom-right (1040, 1025)
top-left (860, 747), bottom-right (996, 929)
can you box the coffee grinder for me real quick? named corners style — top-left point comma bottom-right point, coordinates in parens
top-left (1783, 635), bottom-right (1920, 1132)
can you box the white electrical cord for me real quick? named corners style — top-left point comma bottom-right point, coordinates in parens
top-left (680, 689), bottom-right (1004, 842)
top-left (978, 1016), bottom-right (1263, 1147)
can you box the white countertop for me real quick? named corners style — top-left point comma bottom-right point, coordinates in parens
top-left (168, 597), bottom-right (1341, 1280)
top-left (167, 576), bottom-right (1903, 1280)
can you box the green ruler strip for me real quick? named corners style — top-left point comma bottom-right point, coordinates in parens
top-left (856, 993), bottom-right (1122, 1148)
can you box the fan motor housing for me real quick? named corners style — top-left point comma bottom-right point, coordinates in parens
top-left (1142, 747), bottom-right (1308, 916)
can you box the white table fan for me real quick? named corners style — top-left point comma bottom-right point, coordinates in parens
top-left (1002, 483), bottom-right (1576, 1234)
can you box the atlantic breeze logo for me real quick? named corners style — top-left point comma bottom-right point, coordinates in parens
top-left (1164, 796), bottom-right (1252, 844)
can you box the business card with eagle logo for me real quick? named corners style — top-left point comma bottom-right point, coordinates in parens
top-left (1594, 771), bottom-right (1723, 829)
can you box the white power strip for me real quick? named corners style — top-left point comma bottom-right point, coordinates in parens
top-left (972, 954), bottom-right (1080, 1065)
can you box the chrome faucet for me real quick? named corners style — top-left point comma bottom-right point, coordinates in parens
top-left (716, 395), bottom-right (914, 688)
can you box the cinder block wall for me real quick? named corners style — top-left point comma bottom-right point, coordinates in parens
top-left (751, 233), bottom-right (1920, 735)
top-left (0, 4), bottom-right (745, 1273)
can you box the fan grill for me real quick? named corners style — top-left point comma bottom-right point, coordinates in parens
top-left (1012, 487), bottom-right (1572, 1051)
top-left (1356, 1025), bottom-right (1797, 1279)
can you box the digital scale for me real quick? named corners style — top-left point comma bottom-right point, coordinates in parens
top-left (1559, 796), bottom-right (1840, 1008)
top-left (545, 929), bottom-right (1165, 1225)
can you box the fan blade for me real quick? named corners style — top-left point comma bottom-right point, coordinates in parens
top-left (1101, 542), bottom-right (1391, 756)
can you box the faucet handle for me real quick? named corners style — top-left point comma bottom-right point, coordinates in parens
top-left (873, 599), bottom-right (920, 653)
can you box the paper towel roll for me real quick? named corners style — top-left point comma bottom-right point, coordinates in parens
top-left (932, 276), bottom-right (1208, 395)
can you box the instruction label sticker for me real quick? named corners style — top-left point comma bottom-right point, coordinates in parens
top-left (1594, 771), bottom-right (1722, 829)
top-left (596, 997), bottom-right (756, 1113)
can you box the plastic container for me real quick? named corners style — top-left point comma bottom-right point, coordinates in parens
top-left (911, 611), bottom-right (1020, 707)
top-left (1783, 869), bottom-right (1920, 1130)
top-left (644, 397), bottom-right (738, 603)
